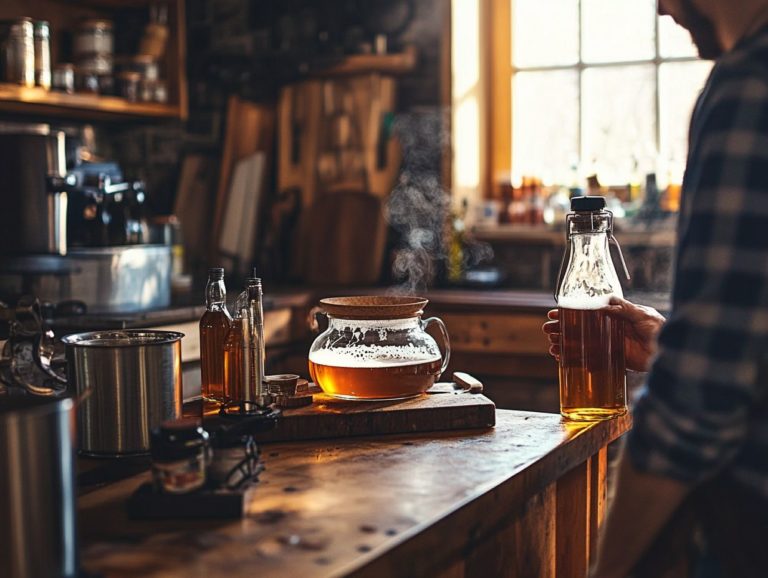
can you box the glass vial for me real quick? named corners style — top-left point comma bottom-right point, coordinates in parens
top-left (240, 277), bottom-right (270, 410)
top-left (199, 268), bottom-right (231, 415)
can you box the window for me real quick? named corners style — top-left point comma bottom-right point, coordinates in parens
top-left (509, 0), bottom-right (712, 187)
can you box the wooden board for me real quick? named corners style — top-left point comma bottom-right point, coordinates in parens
top-left (253, 383), bottom-right (496, 442)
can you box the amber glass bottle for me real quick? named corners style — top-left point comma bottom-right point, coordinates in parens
top-left (223, 311), bottom-right (243, 406)
top-left (199, 268), bottom-right (231, 415)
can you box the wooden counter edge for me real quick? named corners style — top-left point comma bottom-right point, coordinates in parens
top-left (339, 412), bottom-right (631, 578)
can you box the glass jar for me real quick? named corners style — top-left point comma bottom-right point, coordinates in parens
top-left (555, 195), bottom-right (630, 421)
top-left (308, 296), bottom-right (451, 400)
top-left (0, 18), bottom-right (34, 87)
top-left (33, 21), bottom-right (50, 89)
top-left (150, 418), bottom-right (211, 494)
top-left (74, 19), bottom-right (113, 57)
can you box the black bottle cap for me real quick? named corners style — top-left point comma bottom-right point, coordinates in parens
top-left (570, 196), bottom-right (606, 212)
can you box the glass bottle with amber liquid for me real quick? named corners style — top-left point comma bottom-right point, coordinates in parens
top-left (200, 267), bottom-right (231, 415)
top-left (223, 295), bottom-right (244, 408)
top-left (555, 196), bottom-right (630, 421)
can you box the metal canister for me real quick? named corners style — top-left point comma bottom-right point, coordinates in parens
top-left (0, 396), bottom-right (79, 578)
top-left (33, 20), bottom-right (50, 89)
top-left (61, 330), bottom-right (184, 456)
top-left (0, 18), bottom-right (34, 87)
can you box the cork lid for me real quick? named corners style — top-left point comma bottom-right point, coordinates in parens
top-left (318, 296), bottom-right (428, 320)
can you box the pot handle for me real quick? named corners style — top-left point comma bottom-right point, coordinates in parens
top-left (422, 317), bottom-right (451, 375)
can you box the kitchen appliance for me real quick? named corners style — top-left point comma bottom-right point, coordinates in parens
top-left (0, 122), bottom-right (171, 313)
top-left (308, 296), bottom-right (451, 400)
top-left (61, 329), bottom-right (184, 455)
top-left (0, 122), bottom-right (68, 255)
top-left (0, 395), bottom-right (79, 578)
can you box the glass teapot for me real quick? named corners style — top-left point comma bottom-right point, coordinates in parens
top-left (309, 296), bottom-right (451, 400)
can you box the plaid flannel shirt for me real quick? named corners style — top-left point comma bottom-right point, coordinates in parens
top-left (627, 28), bottom-right (768, 498)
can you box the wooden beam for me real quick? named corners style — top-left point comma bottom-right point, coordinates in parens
top-left (488, 0), bottom-right (512, 197)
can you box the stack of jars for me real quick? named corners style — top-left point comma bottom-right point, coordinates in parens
top-left (0, 18), bottom-right (51, 90)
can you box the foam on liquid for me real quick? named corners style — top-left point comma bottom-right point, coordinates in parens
top-left (557, 294), bottom-right (615, 310)
top-left (309, 344), bottom-right (441, 368)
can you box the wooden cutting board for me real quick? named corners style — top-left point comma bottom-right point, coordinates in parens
top-left (254, 383), bottom-right (496, 443)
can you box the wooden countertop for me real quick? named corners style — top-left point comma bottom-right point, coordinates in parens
top-left (79, 410), bottom-right (630, 578)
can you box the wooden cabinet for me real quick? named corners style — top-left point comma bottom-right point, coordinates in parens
top-left (425, 290), bottom-right (560, 413)
top-left (0, 0), bottom-right (187, 121)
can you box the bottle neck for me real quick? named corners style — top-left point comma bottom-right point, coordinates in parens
top-left (205, 279), bottom-right (226, 310)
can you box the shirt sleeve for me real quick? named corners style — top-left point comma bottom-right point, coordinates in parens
top-left (627, 66), bottom-right (768, 484)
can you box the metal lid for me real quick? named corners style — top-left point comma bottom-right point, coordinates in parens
top-left (61, 329), bottom-right (184, 347)
top-left (151, 418), bottom-right (209, 462)
top-left (78, 19), bottom-right (113, 30)
top-left (570, 196), bottom-right (606, 212)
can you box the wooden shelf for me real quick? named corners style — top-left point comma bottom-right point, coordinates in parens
top-left (0, 84), bottom-right (182, 121)
top-left (314, 47), bottom-right (418, 77)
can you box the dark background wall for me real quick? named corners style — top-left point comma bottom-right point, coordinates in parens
top-left (105, 0), bottom-right (447, 218)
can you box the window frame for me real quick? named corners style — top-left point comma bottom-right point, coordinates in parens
top-left (488, 0), bottom-right (702, 193)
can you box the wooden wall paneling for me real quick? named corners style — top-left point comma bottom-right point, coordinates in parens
top-left (465, 483), bottom-right (557, 578)
top-left (556, 460), bottom-right (591, 578)
top-left (441, 312), bottom-right (551, 355)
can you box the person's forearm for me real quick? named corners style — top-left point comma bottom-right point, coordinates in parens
top-left (590, 447), bottom-right (690, 578)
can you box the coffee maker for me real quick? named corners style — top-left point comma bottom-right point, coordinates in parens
top-left (0, 122), bottom-right (171, 313)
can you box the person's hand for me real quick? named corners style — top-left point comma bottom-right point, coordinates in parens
top-left (542, 297), bottom-right (666, 372)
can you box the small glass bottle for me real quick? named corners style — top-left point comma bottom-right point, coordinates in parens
top-left (199, 268), bottom-right (231, 415)
top-left (555, 196), bottom-right (630, 421)
top-left (240, 277), bottom-right (269, 410)
top-left (222, 296), bottom-right (244, 407)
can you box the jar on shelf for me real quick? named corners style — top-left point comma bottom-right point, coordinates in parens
top-left (52, 63), bottom-right (75, 94)
top-left (33, 21), bottom-right (50, 89)
top-left (0, 18), bottom-right (35, 87)
top-left (74, 19), bottom-right (113, 57)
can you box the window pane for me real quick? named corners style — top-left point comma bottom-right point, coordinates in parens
top-left (659, 14), bottom-right (698, 58)
top-left (582, 65), bottom-right (656, 184)
top-left (513, 0), bottom-right (579, 67)
top-left (582, 0), bottom-right (656, 63)
top-left (452, 0), bottom-right (480, 98)
top-left (512, 70), bottom-right (579, 185)
top-left (659, 61), bottom-right (713, 182)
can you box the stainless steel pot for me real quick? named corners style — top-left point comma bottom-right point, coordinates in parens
top-left (61, 329), bottom-right (184, 456)
top-left (0, 395), bottom-right (79, 578)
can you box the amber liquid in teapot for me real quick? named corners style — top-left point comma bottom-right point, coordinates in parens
top-left (309, 350), bottom-right (442, 400)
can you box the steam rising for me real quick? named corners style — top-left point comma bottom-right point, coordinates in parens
top-left (387, 110), bottom-right (493, 293)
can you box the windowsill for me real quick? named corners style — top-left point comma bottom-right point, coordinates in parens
top-left (472, 223), bottom-right (677, 247)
